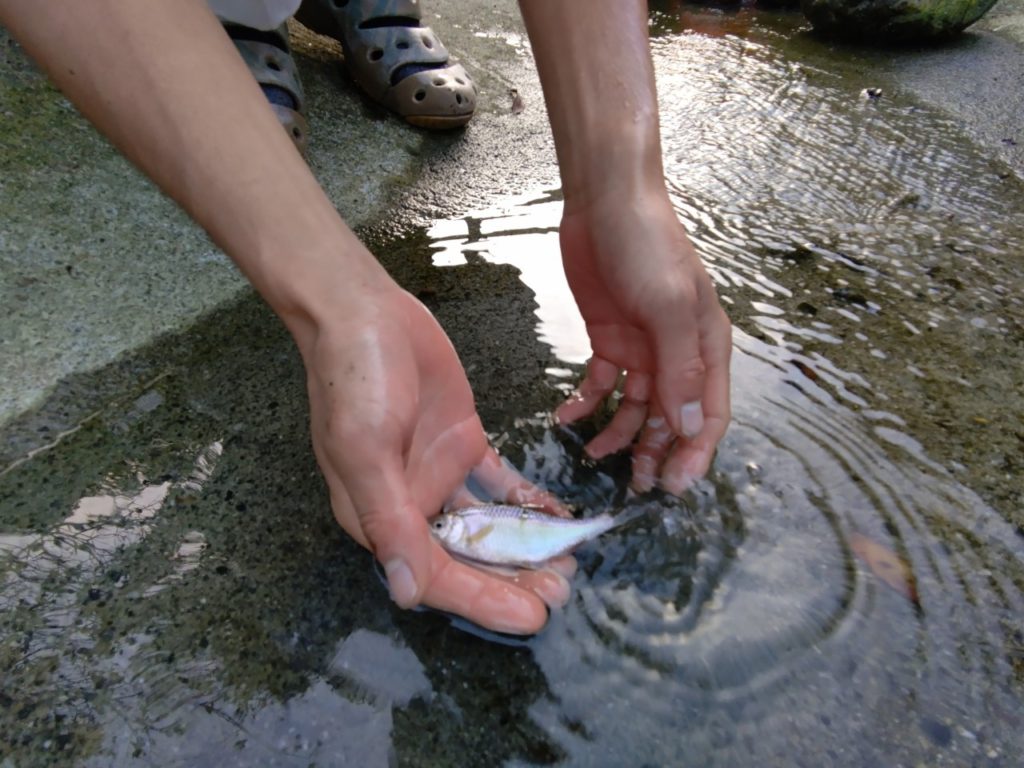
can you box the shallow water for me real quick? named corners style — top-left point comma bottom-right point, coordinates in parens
top-left (3, 8), bottom-right (1024, 768)
top-left (426, 13), bottom-right (1024, 764)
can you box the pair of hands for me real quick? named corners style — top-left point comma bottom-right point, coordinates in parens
top-left (304, 189), bottom-right (731, 635)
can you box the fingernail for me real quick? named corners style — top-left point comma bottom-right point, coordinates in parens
top-left (631, 456), bottom-right (657, 492)
top-left (493, 592), bottom-right (542, 635)
top-left (536, 572), bottom-right (571, 609)
top-left (631, 473), bottom-right (656, 493)
top-left (680, 401), bottom-right (704, 438)
top-left (662, 472), bottom-right (695, 497)
top-left (384, 558), bottom-right (418, 608)
top-left (683, 452), bottom-right (709, 481)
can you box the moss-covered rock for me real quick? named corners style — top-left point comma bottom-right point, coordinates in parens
top-left (801, 0), bottom-right (1001, 42)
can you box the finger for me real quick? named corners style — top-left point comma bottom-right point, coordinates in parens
top-left (421, 543), bottom-right (551, 634)
top-left (647, 281), bottom-right (707, 439)
top-left (545, 555), bottom-right (578, 580)
top-left (585, 370), bottom-right (651, 458)
top-left (332, 430), bottom-right (433, 610)
top-left (471, 448), bottom-right (571, 517)
top-left (445, 484), bottom-right (482, 510)
top-left (623, 370), bottom-right (652, 403)
top-left (631, 404), bottom-right (676, 492)
top-left (699, 302), bottom-right (733, 448)
top-left (585, 393), bottom-right (648, 459)
top-left (507, 567), bottom-right (572, 609)
top-left (554, 356), bottom-right (620, 425)
top-left (455, 562), bottom-right (571, 615)
top-left (408, 413), bottom-right (489, 517)
top-left (659, 442), bottom-right (699, 497)
top-left (661, 305), bottom-right (732, 494)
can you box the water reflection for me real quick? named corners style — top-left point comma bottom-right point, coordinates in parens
top-left (420, 20), bottom-right (1024, 759)
top-left (427, 191), bottom-right (588, 365)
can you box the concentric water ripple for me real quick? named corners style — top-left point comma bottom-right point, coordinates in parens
top-left (510, 333), bottom-right (1024, 765)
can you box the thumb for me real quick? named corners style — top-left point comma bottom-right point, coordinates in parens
top-left (341, 450), bottom-right (433, 610)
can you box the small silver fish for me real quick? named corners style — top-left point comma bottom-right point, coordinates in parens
top-left (430, 504), bottom-right (636, 569)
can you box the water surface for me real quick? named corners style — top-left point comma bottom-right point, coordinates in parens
top-left (3, 8), bottom-right (1024, 767)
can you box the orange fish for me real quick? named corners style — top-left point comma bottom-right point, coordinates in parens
top-left (849, 532), bottom-right (919, 604)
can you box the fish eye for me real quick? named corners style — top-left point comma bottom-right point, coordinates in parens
top-left (432, 520), bottom-right (444, 530)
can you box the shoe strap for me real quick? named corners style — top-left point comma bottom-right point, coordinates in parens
top-left (345, 0), bottom-right (424, 24)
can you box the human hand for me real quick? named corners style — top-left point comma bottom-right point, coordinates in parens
top-left (298, 283), bottom-right (572, 634)
top-left (556, 187), bottom-right (732, 494)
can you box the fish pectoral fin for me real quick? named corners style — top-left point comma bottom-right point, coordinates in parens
top-left (466, 523), bottom-right (495, 546)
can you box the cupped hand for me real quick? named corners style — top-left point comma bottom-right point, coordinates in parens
top-left (300, 284), bottom-right (571, 634)
top-left (556, 187), bottom-right (732, 494)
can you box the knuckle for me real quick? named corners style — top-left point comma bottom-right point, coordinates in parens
top-left (676, 281), bottom-right (700, 307)
top-left (358, 513), bottom-right (394, 552)
top-left (326, 409), bottom-right (396, 452)
top-left (675, 356), bottom-right (707, 382)
top-left (607, 423), bottom-right (637, 443)
top-left (640, 429), bottom-right (673, 451)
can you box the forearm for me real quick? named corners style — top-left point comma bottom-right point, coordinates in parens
top-left (518, 0), bottom-right (665, 209)
top-left (0, 0), bottom-right (389, 341)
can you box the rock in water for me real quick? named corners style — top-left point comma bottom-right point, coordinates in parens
top-left (800, 0), bottom-right (1000, 43)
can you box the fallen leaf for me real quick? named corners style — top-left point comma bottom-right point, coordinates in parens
top-left (849, 532), bottom-right (919, 604)
top-left (789, 359), bottom-right (819, 382)
top-left (510, 88), bottom-right (525, 114)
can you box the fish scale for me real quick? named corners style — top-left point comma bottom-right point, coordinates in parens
top-left (430, 504), bottom-right (634, 569)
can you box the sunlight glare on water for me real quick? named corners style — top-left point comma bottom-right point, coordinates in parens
top-left (427, 192), bottom-right (590, 366)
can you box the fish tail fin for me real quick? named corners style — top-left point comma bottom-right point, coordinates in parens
top-left (608, 506), bottom-right (652, 531)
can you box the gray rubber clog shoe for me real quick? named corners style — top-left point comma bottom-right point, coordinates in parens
top-left (225, 23), bottom-right (310, 154)
top-left (295, 0), bottom-right (477, 129)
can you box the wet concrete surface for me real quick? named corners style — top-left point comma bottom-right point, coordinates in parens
top-left (3, 0), bottom-right (1024, 765)
top-left (0, 23), bottom-right (419, 426)
top-left (825, 0), bottom-right (1024, 173)
top-left (0, 1), bottom-right (552, 427)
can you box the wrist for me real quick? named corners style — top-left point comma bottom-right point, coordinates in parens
top-left (243, 215), bottom-right (398, 351)
top-left (559, 123), bottom-right (667, 214)
top-left (562, 160), bottom-right (671, 221)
